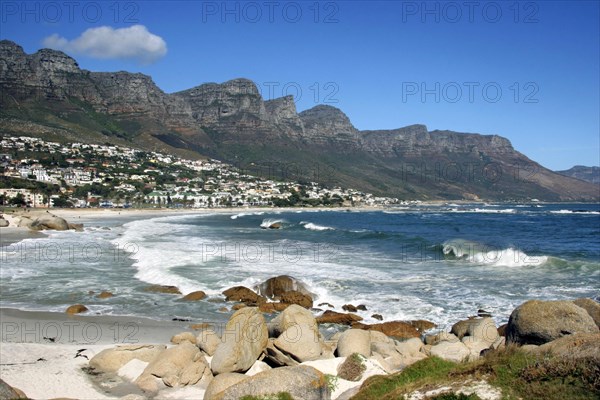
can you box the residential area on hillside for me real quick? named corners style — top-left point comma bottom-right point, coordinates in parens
top-left (0, 135), bottom-right (400, 209)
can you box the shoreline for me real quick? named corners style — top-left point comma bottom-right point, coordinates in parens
top-left (0, 307), bottom-right (210, 399)
top-left (0, 307), bottom-right (197, 345)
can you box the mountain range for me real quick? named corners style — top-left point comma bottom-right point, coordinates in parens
top-left (556, 166), bottom-right (600, 185)
top-left (0, 40), bottom-right (597, 201)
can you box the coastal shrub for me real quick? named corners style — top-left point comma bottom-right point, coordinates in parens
top-left (520, 355), bottom-right (600, 393)
top-left (338, 352), bottom-right (367, 381)
top-left (324, 374), bottom-right (339, 391)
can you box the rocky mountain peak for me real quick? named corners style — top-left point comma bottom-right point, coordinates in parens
top-left (298, 105), bottom-right (358, 147)
top-left (31, 48), bottom-right (81, 74)
top-left (0, 40), bottom-right (25, 56)
top-left (299, 105), bottom-right (356, 131)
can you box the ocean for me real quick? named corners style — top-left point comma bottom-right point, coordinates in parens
top-left (1, 203), bottom-right (599, 332)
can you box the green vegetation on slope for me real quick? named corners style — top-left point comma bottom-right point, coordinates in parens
top-left (353, 347), bottom-right (599, 400)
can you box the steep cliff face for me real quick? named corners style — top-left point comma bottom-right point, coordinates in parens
top-left (1, 39), bottom-right (597, 201)
top-left (264, 95), bottom-right (304, 136)
top-left (175, 79), bottom-right (266, 125)
top-left (87, 72), bottom-right (203, 137)
top-left (360, 125), bottom-right (514, 158)
top-left (174, 79), bottom-right (308, 141)
top-left (0, 40), bottom-right (95, 102)
top-left (0, 40), bottom-right (209, 146)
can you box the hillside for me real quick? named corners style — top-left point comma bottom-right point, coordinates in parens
top-left (556, 166), bottom-right (600, 185)
top-left (1, 40), bottom-right (597, 201)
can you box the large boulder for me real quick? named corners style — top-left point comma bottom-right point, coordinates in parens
top-left (65, 304), bottom-right (88, 314)
top-left (451, 317), bottom-right (476, 339)
top-left (254, 275), bottom-right (312, 299)
top-left (222, 286), bottom-right (265, 305)
top-left (395, 337), bottom-right (424, 357)
top-left (68, 222), bottom-right (84, 231)
top-left (280, 290), bottom-right (313, 309)
top-left (370, 340), bottom-right (397, 358)
top-left (536, 332), bottom-right (600, 361)
top-left (171, 331), bottom-right (197, 345)
top-left (0, 379), bottom-right (27, 399)
top-left (89, 344), bottom-right (166, 373)
top-left (336, 329), bottom-right (371, 357)
top-left (273, 323), bottom-right (322, 362)
top-left (352, 321), bottom-right (420, 339)
top-left (117, 358), bottom-right (149, 382)
top-left (16, 216), bottom-right (34, 229)
top-left (270, 304), bottom-right (318, 336)
top-left (197, 328), bottom-right (222, 356)
top-left (217, 365), bottom-right (330, 400)
top-left (425, 332), bottom-right (460, 346)
top-left (573, 298), bottom-right (600, 328)
top-left (506, 300), bottom-right (599, 345)
top-left (182, 290), bottom-right (207, 301)
top-left (211, 308), bottom-right (268, 374)
top-left (258, 302), bottom-right (289, 313)
top-left (317, 310), bottom-right (363, 325)
top-left (135, 341), bottom-right (209, 393)
top-left (452, 317), bottom-right (498, 346)
top-left (462, 336), bottom-right (491, 360)
top-left (245, 360), bottom-right (272, 376)
top-left (30, 214), bottom-right (70, 230)
top-left (204, 373), bottom-right (248, 400)
top-left (0, 218), bottom-right (9, 228)
top-left (408, 319), bottom-right (437, 333)
top-left (264, 338), bottom-right (300, 367)
top-left (430, 340), bottom-right (470, 362)
top-left (144, 285), bottom-right (181, 294)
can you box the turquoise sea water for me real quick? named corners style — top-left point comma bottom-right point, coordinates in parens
top-left (1, 203), bottom-right (598, 330)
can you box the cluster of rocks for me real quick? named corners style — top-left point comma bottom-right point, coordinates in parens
top-left (10, 213), bottom-right (84, 231)
top-left (81, 296), bottom-right (600, 400)
top-left (56, 275), bottom-right (600, 399)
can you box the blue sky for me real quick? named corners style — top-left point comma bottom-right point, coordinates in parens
top-left (1, 0), bottom-right (598, 170)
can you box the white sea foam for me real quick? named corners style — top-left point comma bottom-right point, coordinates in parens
top-left (230, 211), bottom-right (264, 219)
top-left (470, 248), bottom-right (547, 267)
top-left (550, 210), bottom-right (600, 215)
top-left (300, 221), bottom-right (335, 231)
top-left (442, 239), bottom-right (547, 267)
top-left (111, 215), bottom-right (222, 295)
top-left (471, 208), bottom-right (515, 213)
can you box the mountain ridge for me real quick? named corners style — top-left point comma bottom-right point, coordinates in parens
top-left (556, 166), bottom-right (600, 185)
top-left (0, 40), bottom-right (597, 201)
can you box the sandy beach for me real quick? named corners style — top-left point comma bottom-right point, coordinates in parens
top-left (0, 308), bottom-right (198, 399)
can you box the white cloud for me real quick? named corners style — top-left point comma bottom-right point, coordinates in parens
top-left (42, 25), bottom-right (167, 64)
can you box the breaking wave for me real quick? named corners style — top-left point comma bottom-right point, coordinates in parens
top-left (300, 221), bottom-right (335, 231)
top-left (442, 239), bottom-right (548, 267)
top-left (260, 218), bottom-right (287, 229)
